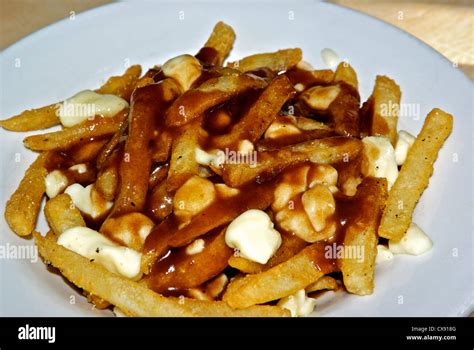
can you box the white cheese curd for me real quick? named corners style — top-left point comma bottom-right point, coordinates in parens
top-left (389, 223), bottom-right (433, 255)
top-left (58, 90), bottom-right (128, 127)
top-left (44, 170), bottom-right (69, 198)
top-left (225, 209), bottom-right (282, 264)
top-left (362, 136), bottom-right (399, 190)
top-left (194, 148), bottom-right (225, 168)
top-left (162, 54), bottom-right (202, 92)
top-left (69, 163), bottom-right (88, 174)
top-left (237, 139), bottom-right (254, 155)
top-left (394, 130), bottom-right (416, 165)
top-left (64, 184), bottom-right (112, 218)
top-left (57, 227), bottom-right (142, 280)
top-left (375, 245), bottom-right (394, 264)
top-left (185, 239), bottom-right (205, 255)
top-left (264, 120), bottom-right (301, 139)
top-left (277, 289), bottom-right (317, 317)
top-left (320, 48), bottom-right (340, 69)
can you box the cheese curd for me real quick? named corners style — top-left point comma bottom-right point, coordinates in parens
top-left (185, 239), bottom-right (206, 255)
top-left (264, 117), bottom-right (302, 139)
top-left (162, 54), bottom-right (202, 92)
top-left (375, 244), bottom-right (394, 264)
top-left (100, 212), bottom-right (154, 251)
top-left (394, 130), bottom-right (416, 165)
top-left (64, 183), bottom-right (113, 218)
top-left (57, 226), bottom-right (142, 280)
top-left (389, 223), bottom-right (432, 255)
top-left (225, 209), bottom-right (282, 264)
top-left (277, 289), bottom-right (317, 317)
top-left (300, 85), bottom-right (341, 111)
top-left (273, 164), bottom-right (338, 242)
top-left (58, 90), bottom-right (128, 127)
top-left (45, 170), bottom-right (69, 198)
top-left (173, 176), bottom-right (216, 224)
top-left (361, 136), bottom-right (399, 190)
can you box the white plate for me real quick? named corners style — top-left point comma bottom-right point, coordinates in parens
top-left (0, 0), bottom-right (472, 317)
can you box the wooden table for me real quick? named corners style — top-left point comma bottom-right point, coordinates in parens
top-left (1, 0), bottom-right (472, 80)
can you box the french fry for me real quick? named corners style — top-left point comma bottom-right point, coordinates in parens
top-left (167, 120), bottom-right (203, 191)
top-left (0, 65), bottom-right (141, 132)
top-left (34, 232), bottom-right (195, 317)
top-left (223, 243), bottom-right (333, 308)
top-left (228, 48), bottom-right (302, 73)
top-left (228, 256), bottom-right (262, 274)
top-left (68, 139), bottom-right (108, 164)
top-left (286, 67), bottom-right (335, 88)
top-left (95, 149), bottom-right (121, 201)
top-left (23, 113), bottom-right (126, 151)
top-left (196, 21), bottom-right (236, 66)
top-left (210, 74), bottom-right (296, 149)
top-left (111, 81), bottom-right (180, 217)
top-left (175, 298), bottom-right (290, 317)
top-left (5, 152), bottom-right (48, 236)
top-left (378, 108), bottom-right (453, 240)
top-left (147, 229), bottom-right (232, 293)
top-left (363, 75), bottom-right (401, 145)
top-left (95, 65), bottom-right (142, 101)
top-left (165, 73), bottom-right (267, 127)
top-left (223, 137), bottom-right (362, 187)
top-left (333, 62), bottom-right (358, 90)
top-left (306, 276), bottom-right (338, 293)
top-left (44, 194), bottom-right (85, 236)
top-left (0, 104), bottom-right (59, 131)
top-left (339, 177), bottom-right (388, 295)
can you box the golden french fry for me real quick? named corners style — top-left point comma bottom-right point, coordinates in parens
top-left (175, 298), bottom-right (290, 317)
top-left (34, 232), bottom-right (196, 317)
top-left (111, 81), bottom-right (180, 217)
top-left (95, 163), bottom-right (119, 202)
top-left (286, 68), bottom-right (335, 88)
top-left (1, 65), bottom-right (141, 132)
top-left (165, 73), bottom-right (267, 127)
top-left (223, 243), bottom-right (334, 308)
top-left (23, 113), bottom-right (126, 151)
top-left (339, 177), bottom-right (388, 295)
top-left (44, 194), bottom-right (86, 236)
top-left (196, 21), bottom-right (236, 66)
top-left (5, 153), bottom-right (48, 236)
top-left (363, 75), bottom-right (401, 145)
top-left (0, 104), bottom-right (60, 131)
top-left (228, 256), bottom-right (262, 274)
top-left (210, 74), bottom-right (296, 149)
top-left (228, 48), bottom-right (302, 73)
top-left (379, 108), bottom-right (453, 240)
top-left (306, 276), bottom-right (338, 293)
top-left (223, 137), bottom-right (362, 187)
top-left (95, 65), bottom-right (142, 101)
top-left (167, 120), bottom-right (203, 191)
top-left (333, 62), bottom-right (358, 90)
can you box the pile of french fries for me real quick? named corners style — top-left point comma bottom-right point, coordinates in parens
top-left (2, 22), bottom-right (453, 317)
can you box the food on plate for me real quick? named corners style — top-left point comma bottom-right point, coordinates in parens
top-left (2, 21), bottom-right (453, 317)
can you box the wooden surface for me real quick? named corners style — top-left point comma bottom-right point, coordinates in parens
top-left (0, 0), bottom-right (472, 80)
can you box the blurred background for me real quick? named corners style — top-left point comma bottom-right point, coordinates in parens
top-left (1, 0), bottom-right (472, 80)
